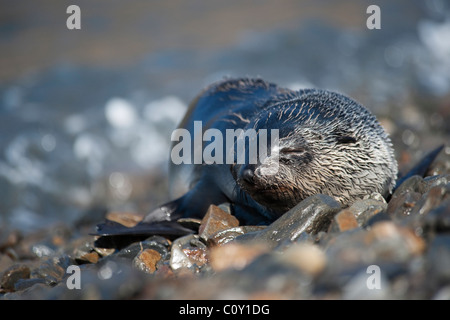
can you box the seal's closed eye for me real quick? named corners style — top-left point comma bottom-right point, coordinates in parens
top-left (280, 147), bottom-right (306, 154)
top-left (336, 136), bottom-right (357, 144)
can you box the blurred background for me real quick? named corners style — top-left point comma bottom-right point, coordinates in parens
top-left (0, 0), bottom-right (449, 232)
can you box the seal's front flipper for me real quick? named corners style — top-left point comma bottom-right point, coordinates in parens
top-left (94, 217), bottom-right (194, 237)
top-left (93, 197), bottom-right (196, 248)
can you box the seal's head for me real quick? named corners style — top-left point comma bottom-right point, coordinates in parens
top-left (232, 89), bottom-right (397, 214)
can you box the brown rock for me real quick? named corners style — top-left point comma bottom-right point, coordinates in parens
top-left (279, 243), bottom-right (327, 276)
top-left (334, 209), bottom-right (359, 232)
top-left (209, 242), bottom-right (269, 272)
top-left (170, 235), bottom-right (208, 272)
top-left (134, 249), bottom-right (162, 273)
top-left (106, 212), bottom-right (144, 227)
top-left (198, 205), bottom-right (239, 241)
top-left (79, 252), bottom-right (100, 264)
top-left (182, 248), bottom-right (208, 267)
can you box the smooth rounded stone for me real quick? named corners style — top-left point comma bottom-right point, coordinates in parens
top-left (324, 221), bottom-right (425, 275)
top-left (30, 255), bottom-right (73, 286)
top-left (198, 204), bottom-right (239, 242)
top-left (207, 226), bottom-right (266, 247)
top-left (93, 247), bottom-right (115, 258)
top-left (363, 192), bottom-right (386, 202)
top-left (16, 259), bottom-right (146, 300)
top-left (106, 211), bottom-right (144, 228)
top-left (13, 277), bottom-right (47, 292)
top-left (425, 235), bottom-right (450, 287)
top-left (235, 194), bottom-right (341, 248)
top-left (393, 175), bottom-right (426, 196)
top-left (421, 199), bottom-right (450, 233)
top-left (0, 264), bottom-right (31, 292)
top-left (115, 236), bottom-right (170, 260)
top-left (170, 235), bottom-right (208, 273)
top-left (364, 211), bottom-right (393, 228)
top-left (69, 234), bottom-right (115, 259)
top-left (133, 249), bottom-right (162, 273)
top-left (278, 243), bottom-right (327, 277)
top-left (349, 199), bottom-right (387, 227)
top-left (409, 184), bottom-right (449, 217)
top-left (400, 182), bottom-right (450, 231)
top-left (209, 242), bottom-right (270, 272)
top-left (427, 147), bottom-right (450, 176)
top-left (387, 190), bottom-right (422, 218)
top-left (423, 174), bottom-right (450, 191)
top-left (78, 252), bottom-right (100, 264)
top-left (390, 174), bottom-right (449, 217)
top-left (329, 209), bottom-right (359, 232)
top-left (66, 235), bottom-right (100, 264)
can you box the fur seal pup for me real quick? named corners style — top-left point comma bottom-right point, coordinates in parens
top-left (95, 78), bottom-right (398, 238)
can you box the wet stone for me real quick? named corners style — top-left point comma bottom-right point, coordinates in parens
top-left (207, 226), bottom-right (266, 247)
top-left (421, 199), bottom-right (450, 233)
top-left (423, 174), bottom-right (450, 192)
top-left (67, 236), bottom-right (99, 263)
top-left (1, 264), bottom-right (31, 292)
top-left (387, 190), bottom-right (422, 218)
top-left (93, 247), bottom-right (115, 258)
top-left (427, 147), bottom-right (450, 176)
top-left (170, 235), bottom-right (208, 273)
top-left (350, 199), bottom-right (387, 227)
top-left (235, 194), bottom-right (341, 248)
top-left (13, 278), bottom-right (47, 292)
top-left (393, 175), bottom-right (426, 196)
top-left (426, 235), bottom-right (450, 287)
top-left (330, 209), bottom-right (359, 232)
top-left (133, 249), bottom-right (162, 273)
top-left (115, 236), bottom-right (170, 260)
top-left (409, 183), bottom-right (449, 217)
top-left (30, 256), bottom-right (72, 286)
top-left (364, 211), bottom-right (393, 228)
top-left (198, 204), bottom-right (239, 242)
